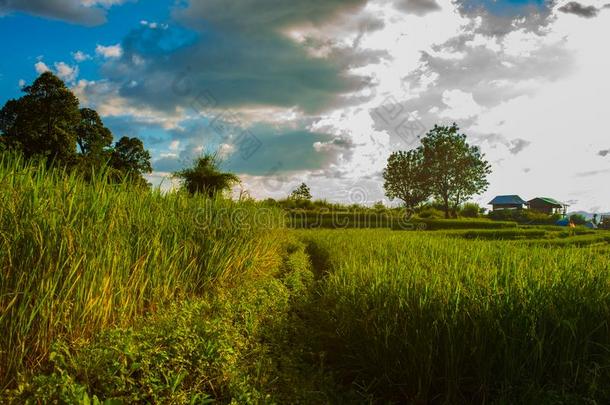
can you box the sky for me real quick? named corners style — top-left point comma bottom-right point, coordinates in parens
top-left (1, 0), bottom-right (609, 212)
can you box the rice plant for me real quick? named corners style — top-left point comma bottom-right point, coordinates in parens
top-left (0, 154), bottom-right (285, 387)
top-left (298, 229), bottom-right (610, 402)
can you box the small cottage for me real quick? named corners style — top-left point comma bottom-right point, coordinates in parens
top-left (488, 195), bottom-right (527, 211)
top-left (528, 197), bottom-right (567, 215)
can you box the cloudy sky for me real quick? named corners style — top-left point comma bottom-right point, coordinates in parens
top-left (1, 0), bottom-right (609, 211)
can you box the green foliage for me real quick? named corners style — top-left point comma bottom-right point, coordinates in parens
top-left (287, 211), bottom-right (408, 229)
top-left (404, 218), bottom-right (517, 230)
top-left (383, 149), bottom-right (429, 213)
top-left (6, 239), bottom-right (354, 404)
top-left (289, 182), bottom-right (313, 201)
top-left (173, 153), bottom-right (240, 197)
top-left (0, 73), bottom-right (152, 185)
top-left (459, 202), bottom-right (482, 218)
top-left (570, 213), bottom-right (587, 225)
top-left (297, 229), bottom-right (610, 403)
top-left (420, 124), bottom-right (491, 218)
top-left (0, 154), bottom-right (284, 386)
top-left (382, 124), bottom-right (491, 218)
top-left (76, 108), bottom-right (113, 158)
top-left (0, 72), bottom-right (80, 163)
top-left (489, 209), bottom-right (561, 224)
top-left (414, 207), bottom-right (445, 219)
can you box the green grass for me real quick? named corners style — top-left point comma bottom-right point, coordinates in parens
top-left (296, 229), bottom-right (610, 403)
top-left (6, 238), bottom-right (359, 404)
top-left (287, 211), bottom-right (517, 230)
top-left (4, 153), bottom-right (610, 403)
top-left (0, 154), bottom-right (285, 387)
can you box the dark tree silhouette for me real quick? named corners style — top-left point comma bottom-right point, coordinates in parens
top-left (0, 73), bottom-right (152, 186)
top-left (111, 136), bottom-right (152, 175)
top-left (76, 108), bottom-right (113, 157)
top-left (0, 72), bottom-right (80, 163)
top-left (173, 153), bottom-right (239, 197)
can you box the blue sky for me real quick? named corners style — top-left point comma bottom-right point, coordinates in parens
top-left (0, 1), bottom-right (171, 100)
top-left (1, 0), bottom-right (609, 211)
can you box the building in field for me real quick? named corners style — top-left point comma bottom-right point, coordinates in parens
top-left (488, 195), bottom-right (528, 211)
top-left (528, 197), bottom-right (568, 215)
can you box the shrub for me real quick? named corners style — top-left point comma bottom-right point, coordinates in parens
top-left (570, 214), bottom-right (587, 225)
top-left (415, 207), bottom-right (445, 219)
top-left (459, 202), bottom-right (482, 218)
top-left (488, 209), bottom-right (560, 225)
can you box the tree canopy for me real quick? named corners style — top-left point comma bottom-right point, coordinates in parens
top-left (0, 72), bottom-right (152, 185)
top-left (383, 124), bottom-right (491, 218)
top-left (290, 183), bottom-right (312, 201)
top-left (383, 149), bottom-right (429, 216)
top-left (0, 72), bottom-right (80, 163)
top-left (173, 153), bottom-right (240, 197)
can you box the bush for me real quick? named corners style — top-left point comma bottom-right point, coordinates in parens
top-left (488, 209), bottom-right (560, 225)
top-left (459, 203), bottom-right (482, 218)
top-left (570, 214), bottom-right (587, 225)
top-left (415, 207), bottom-right (445, 219)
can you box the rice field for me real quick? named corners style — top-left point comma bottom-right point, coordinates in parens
top-left (3, 153), bottom-right (610, 403)
top-left (297, 229), bottom-right (610, 402)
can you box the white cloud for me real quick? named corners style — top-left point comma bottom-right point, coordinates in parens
top-left (72, 79), bottom-right (186, 129)
top-left (18, 79), bottom-right (26, 88)
top-left (440, 89), bottom-right (483, 119)
top-left (95, 43), bottom-right (123, 59)
top-left (140, 20), bottom-right (167, 29)
top-left (54, 62), bottom-right (79, 82)
top-left (60, 0), bottom-right (610, 210)
top-left (34, 61), bottom-right (50, 74)
top-left (72, 50), bottom-right (91, 62)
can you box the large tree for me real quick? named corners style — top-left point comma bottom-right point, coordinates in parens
top-left (76, 108), bottom-right (113, 157)
top-left (0, 73), bottom-right (152, 186)
top-left (110, 136), bottom-right (153, 183)
top-left (383, 149), bottom-right (430, 216)
top-left (173, 153), bottom-right (239, 197)
top-left (0, 72), bottom-right (80, 163)
top-left (420, 124), bottom-right (491, 218)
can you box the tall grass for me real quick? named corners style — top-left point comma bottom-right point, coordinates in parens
top-left (0, 154), bottom-right (285, 387)
top-left (299, 229), bottom-right (610, 402)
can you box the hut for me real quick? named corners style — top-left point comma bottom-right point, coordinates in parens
top-left (488, 195), bottom-right (527, 211)
top-left (528, 197), bottom-right (568, 216)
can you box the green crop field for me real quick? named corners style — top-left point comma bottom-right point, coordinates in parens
top-left (2, 155), bottom-right (610, 403)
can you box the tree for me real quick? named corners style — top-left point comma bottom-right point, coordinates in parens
top-left (76, 108), bottom-right (113, 157)
top-left (173, 153), bottom-right (239, 197)
top-left (420, 124), bottom-right (491, 218)
top-left (383, 149), bottom-right (430, 216)
top-left (290, 183), bottom-right (312, 201)
top-left (109, 137), bottom-right (152, 186)
top-left (111, 137), bottom-right (152, 174)
top-left (0, 72), bottom-right (80, 163)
